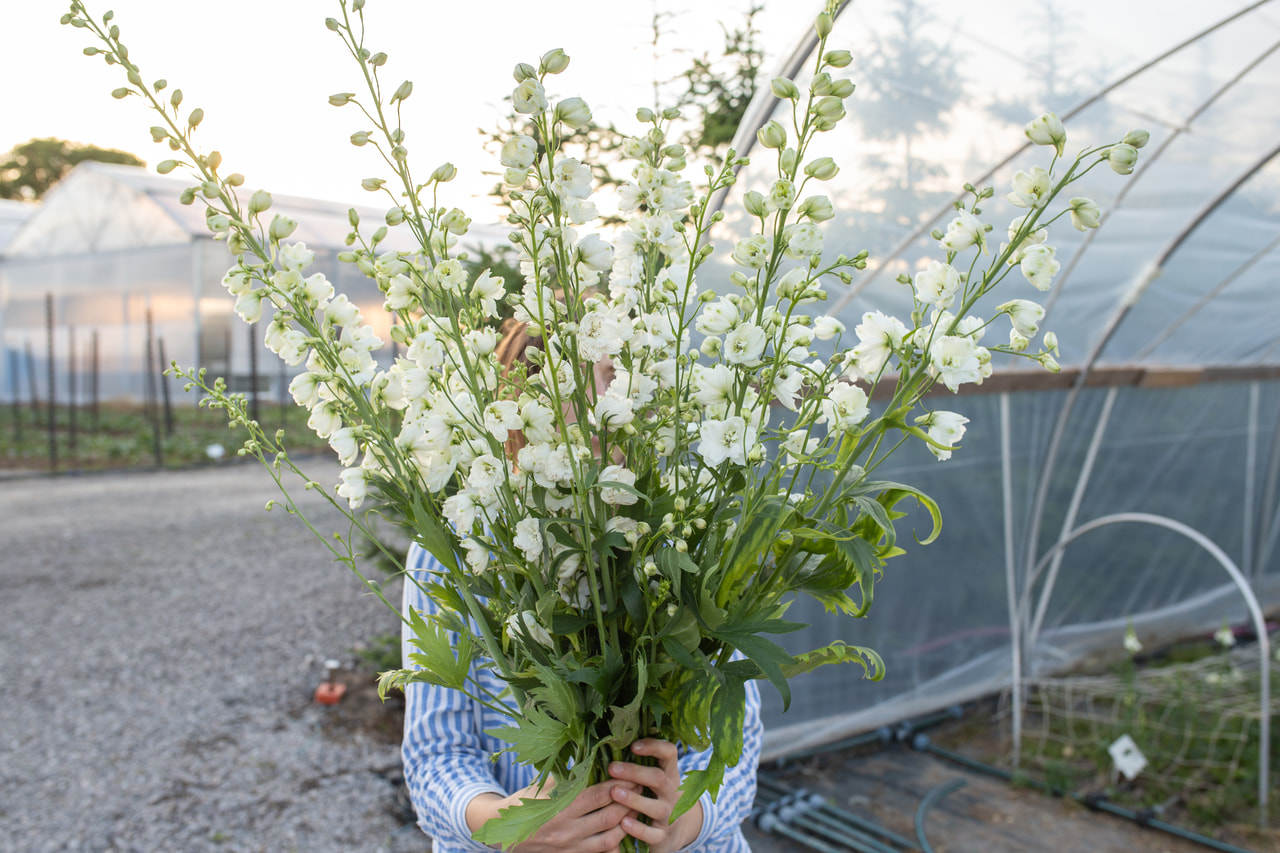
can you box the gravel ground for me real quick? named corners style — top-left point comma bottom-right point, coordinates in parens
top-left (0, 460), bottom-right (430, 853)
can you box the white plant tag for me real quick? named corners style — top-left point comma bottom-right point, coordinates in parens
top-left (1108, 734), bottom-right (1148, 780)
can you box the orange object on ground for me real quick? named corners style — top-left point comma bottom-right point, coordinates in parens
top-left (314, 681), bottom-right (348, 705)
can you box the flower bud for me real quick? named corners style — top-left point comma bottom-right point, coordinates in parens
top-left (829, 78), bottom-right (855, 98)
top-left (390, 80), bottom-right (413, 103)
top-left (111, 87), bottom-right (130, 100)
top-left (350, 130), bottom-right (371, 146)
top-left (512, 78), bottom-right (548, 114)
top-left (636, 107), bottom-right (656, 123)
top-left (429, 162), bottom-right (457, 183)
top-left (156, 159), bottom-right (180, 174)
top-left (815, 11), bottom-right (833, 37)
top-left (324, 17), bottom-right (340, 31)
top-left (540, 48), bottom-right (570, 75)
top-left (328, 92), bottom-right (355, 106)
top-left (554, 96), bottom-right (592, 129)
top-left (385, 206), bottom-right (405, 226)
top-left (798, 195), bottom-right (834, 222)
top-left (1104, 143), bottom-right (1139, 175)
top-left (248, 189), bottom-right (273, 215)
top-left (780, 148), bottom-right (799, 173)
top-left (369, 52), bottom-right (388, 67)
top-left (361, 177), bottom-right (386, 191)
top-left (811, 73), bottom-right (833, 97)
top-left (1123, 129), bottom-right (1150, 149)
top-left (188, 108), bottom-right (204, 128)
top-left (1024, 112), bottom-right (1066, 156)
top-left (804, 156), bottom-right (840, 181)
top-left (770, 77), bottom-right (800, 101)
top-left (269, 214), bottom-right (297, 241)
top-left (813, 96), bottom-right (845, 121)
top-left (743, 191), bottom-right (768, 217)
top-left (513, 62), bottom-right (538, 82)
top-left (1068, 197), bottom-right (1101, 231)
top-left (1043, 331), bottom-right (1059, 356)
top-left (824, 49), bottom-right (852, 68)
top-left (757, 120), bottom-right (787, 149)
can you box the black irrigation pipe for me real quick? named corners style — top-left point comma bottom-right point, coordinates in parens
top-left (909, 733), bottom-right (1261, 853)
top-left (914, 779), bottom-right (966, 853)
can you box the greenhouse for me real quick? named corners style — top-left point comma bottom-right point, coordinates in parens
top-left (0, 162), bottom-right (503, 404)
top-left (705, 0), bottom-right (1280, 816)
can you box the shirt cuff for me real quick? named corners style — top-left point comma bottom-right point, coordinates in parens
top-left (683, 790), bottom-right (717, 851)
top-left (449, 781), bottom-right (509, 851)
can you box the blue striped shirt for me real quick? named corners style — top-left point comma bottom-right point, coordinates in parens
top-left (400, 543), bottom-right (761, 852)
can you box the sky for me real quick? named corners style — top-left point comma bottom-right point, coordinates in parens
top-left (7, 0), bottom-right (810, 219)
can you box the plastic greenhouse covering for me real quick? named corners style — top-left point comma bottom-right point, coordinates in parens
top-left (2, 0), bottom-right (1277, 770)
top-left (710, 0), bottom-right (1280, 758)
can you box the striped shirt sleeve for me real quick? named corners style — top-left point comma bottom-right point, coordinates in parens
top-left (400, 545), bottom-right (506, 852)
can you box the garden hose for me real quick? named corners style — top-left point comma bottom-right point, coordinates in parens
top-left (914, 779), bottom-right (966, 853)
top-left (909, 733), bottom-right (1261, 853)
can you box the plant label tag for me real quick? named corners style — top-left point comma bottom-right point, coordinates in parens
top-left (1108, 734), bottom-right (1147, 780)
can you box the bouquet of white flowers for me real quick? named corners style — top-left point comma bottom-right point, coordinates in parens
top-left (66, 0), bottom-right (1143, 847)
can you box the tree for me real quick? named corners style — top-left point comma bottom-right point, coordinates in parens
top-left (0, 137), bottom-right (144, 201)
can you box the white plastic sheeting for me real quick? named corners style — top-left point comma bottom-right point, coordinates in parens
top-left (708, 0), bottom-right (1280, 757)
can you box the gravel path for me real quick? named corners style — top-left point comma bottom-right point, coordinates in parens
top-left (0, 461), bottom-right (430, 853)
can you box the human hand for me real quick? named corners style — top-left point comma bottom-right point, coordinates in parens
top-left (608, 739), bottom-right (705, 853)
top-left (466, 777), bottom-right (640, 853)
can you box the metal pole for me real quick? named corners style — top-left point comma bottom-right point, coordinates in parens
top-left (68, 325), bottom-right (77, 456)
top-left (158, 337), bottom-right (174, 437)
top-left (145, 309), bottom-right (162, 467)
top-left (45, 294), bottom-right (56, 471)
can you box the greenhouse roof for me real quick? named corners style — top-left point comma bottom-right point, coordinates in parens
top-left (1, 161), bottom-right (503, 260)
top-left (721, 0), bottom-right (1280, 380)
top-left (0, 199), bottom-right (35, 254)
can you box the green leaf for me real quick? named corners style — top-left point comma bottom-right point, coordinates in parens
top-left (709, 676), bottom-right (746, 765)
top-left (782, 641), bottom-right (886, 681)
top-left (711, 629), bottom-right (795, 710)
top-left (715, 496), bottom-right (793, 608)
top-left (487, 704), bottom-right (573, 767)
top-left (672, 758), bottom-right (726, 821)
top-left (403, 606), bottom-right (473, 691)
top-left (472, 758), bottom-right (595, 848)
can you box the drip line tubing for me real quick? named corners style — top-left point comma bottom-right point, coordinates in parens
top-left (909, 733), bottom-right (1261, 853)
top-left (914, 779), bottom-right (967, 853)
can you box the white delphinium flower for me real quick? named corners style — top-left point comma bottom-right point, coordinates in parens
top-left (501, 135), bottom-right (537, 170)
top-left (575, 234), bottom-right (613, 272)
top-left (1124, 624), bottom-right (1143, 655)
top-left (599, 464), bottom-right (638, 506)
top-left (782, 430), bottom-right (820, 465)
top-left (234, 290), bottom-right (265, 324)
top-left (1004, 213), bottom-right (1049, 264)
top-left (693, 364), bottom-right (736, 410)
top-left (466, 327), bottom-right (497, 357)
top-left (1020, 245), bottom-right (1060, 291)
top-left (483, 400), bottom-right (524, 442)
top-left (766, 179), bottom-right (797, 211)
top-left (938, 210), bottom-right (989, 255)
top-left (594, 394), bottom-right (634, 429)
top-left (442, 491), bottom-right (479, 533)
top-left (1024, 112), bottom-right (1066, 156)
top-left (462, 538), bottom-right (491, 574)
top-left (471, 270), bottom-right (505, 319)
top-left (1215, 623), bottom-right (1237, 649)
top-left (518, 442), bottom-right (575, 489)
top-left (606, 369), bottom-right (656, 407)
top-left (1006, 167), bottom-right (1051, 209)
top-left (915, 410), bottom-right (969, 461)
top-left (578, 304), bottom-right (631, 363)
top-left (913, 261), bottom-right (962, 309)
top-left (467, 454), bottom-right (507, 503)
top-left (325, 294), bottom-right (361, 328)
top-left (307, 401), bottom-right (342, 438)
top-left (929, 335), bottom-right (985, 392)
top-left (520, 400), bottom-right (557, 444)
top-left (222, 266), bottom-right (253, 296)
top-left (820, 382), bottom-right (869, 432)
top-left (549, 157), bottom-right (592, 200)
top-left (336, 465), bottom-right (369, 509)
top-left (731, 235), bottom-right (771, 269)
top-left (698, 416), bottom-right (756, 467)
top-left (772, 365), bottom-right (806, 411)
top-left (507, 610), bottom-right (554, 648)
top-left (851, 310), bottom-right (908, 377)
top-left (813, 316), bottom-right (844, 341)
top-left (279, 242), bottom-right (315, 271)
top-left (998, 299), bottom-right (1046, 338)
top-left (512, 77), bottom-right (548, 114)
top-left (289, 371), bottom-right (322, 409)
top-left (724, 323), bottom-right (768, 367)
top-left (432, 259), bottom-right (468, 293)
top-left (513, 518), bottom-right (544, 562)
top-left (696, 297), bottom-right (740, 336)
top-left (784, 223), bottom-right (824, 259)
top-left (328, 427), bottom-right (360, 466)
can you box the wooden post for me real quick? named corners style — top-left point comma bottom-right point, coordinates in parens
top-left (45, 294), bottom-right (56, 471)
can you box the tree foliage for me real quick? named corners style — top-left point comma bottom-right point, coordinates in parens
top-left (0, 137), bottom-right (144, 201)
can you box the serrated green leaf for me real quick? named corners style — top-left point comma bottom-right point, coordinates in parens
top-left (487, 704), bottom-right (573, 767)
top-left (403, 607), bottom-right (473, 691)
top-left (782, 641), bottom-right (886, 681)
top-left (472, 758), bottom-right (594, 848)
